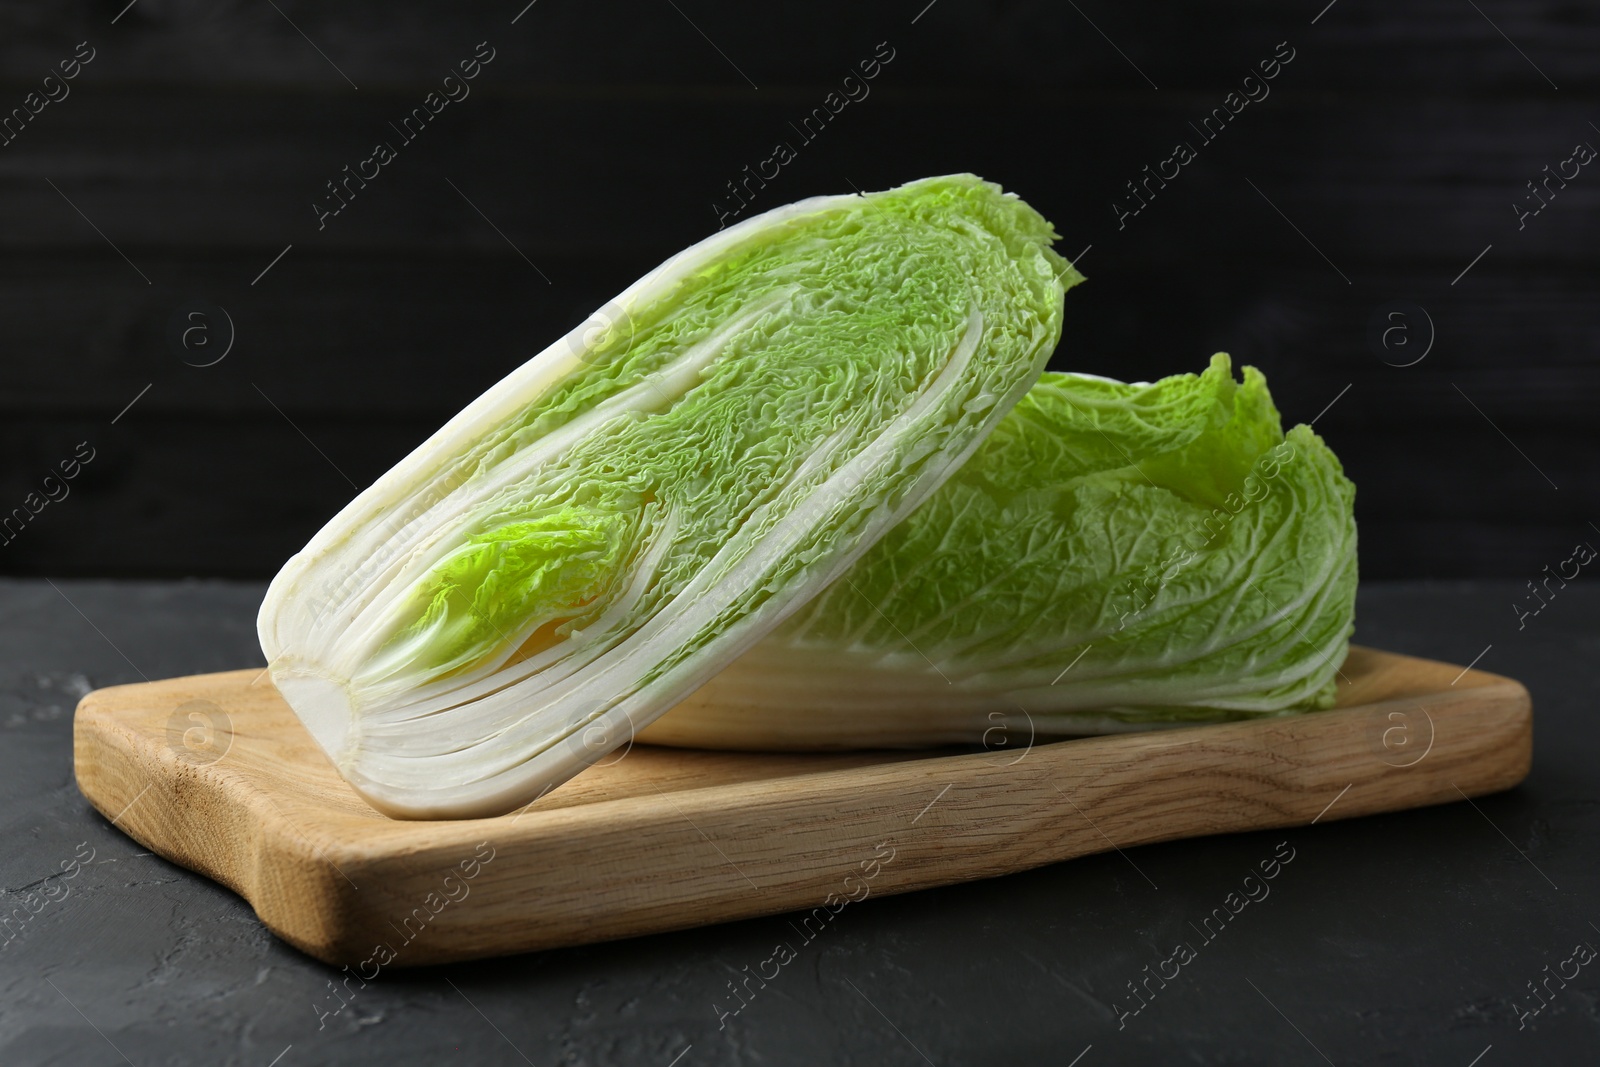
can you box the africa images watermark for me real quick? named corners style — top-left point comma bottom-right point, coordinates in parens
top-left (1512, 536), bottom-right (1593, 631)
top-left (0, 41), bottom-right (96, 148)
top-left (1112, 41), bottom-right (1297, 230)
top-left (1111, 840), bottom-right (1297, 1030)
top-left (308, 459), bottom-right (473, 608)
top-left (166, 300), bottom-right (236, 367)
top-left (165, 698), bottom-right (233, 766)
top-left (1110, 437), bottom-right (1297, 629)
top-left (1513, 137), bottom-right (1595, 231)
top-left (0, 441), bottom-right (97, 550)
top-left (712, 839), bottom-right (897, 1028)
top-left (0, 842), bottom-right (96, 952)
top-left (1513, 933), bottom-right (1597, 1030)
top-left (313, 41), bottom-right (497, 230)
top-left (312, 841), bottom-right (497, 1030)
top-left (712, 41), bottom-right (897, 229)
top-left (1367, 301), bottom-right (1435, 367)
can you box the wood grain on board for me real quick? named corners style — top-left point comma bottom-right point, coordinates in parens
top-left (73, 645), bottom-right (1531, 966)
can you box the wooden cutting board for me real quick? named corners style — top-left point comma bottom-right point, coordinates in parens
top-left (73, 646), bottom-right (1530, 968)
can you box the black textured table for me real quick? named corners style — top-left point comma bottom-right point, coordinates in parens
top-left (2, 579), bottom-right (1595, 1066)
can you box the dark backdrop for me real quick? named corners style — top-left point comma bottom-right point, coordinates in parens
top-left (1, 0), bottom-right (1595, 580)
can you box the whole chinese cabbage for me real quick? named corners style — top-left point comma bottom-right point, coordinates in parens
top-left (642, 354), bottom-right (1358, 748)
top-left (257, 174), bottom-right (1077, 818)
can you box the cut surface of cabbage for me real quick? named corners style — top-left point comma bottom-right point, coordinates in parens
top-left (257, 174), bottom-right (1076, 818)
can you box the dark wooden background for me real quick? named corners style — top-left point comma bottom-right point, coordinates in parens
top-left (1, 0), bottom-right (1595, 580)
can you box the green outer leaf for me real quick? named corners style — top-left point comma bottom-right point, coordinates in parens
top-left (653, 354), bottom-right (1358, 744)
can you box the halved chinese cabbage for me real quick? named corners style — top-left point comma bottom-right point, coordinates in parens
top-left (641, 354), bottom-right (1357, 749)
top-left (257, 174), bottom-right (1077, 817)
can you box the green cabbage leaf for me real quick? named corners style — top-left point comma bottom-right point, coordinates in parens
top-left (643, 354), bottom-right (1358, 749)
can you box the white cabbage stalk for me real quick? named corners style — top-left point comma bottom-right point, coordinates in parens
top-left (640, 355), bottom-right (1358, 750)
top-left (258, 174), bottom-right (1077, 818)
